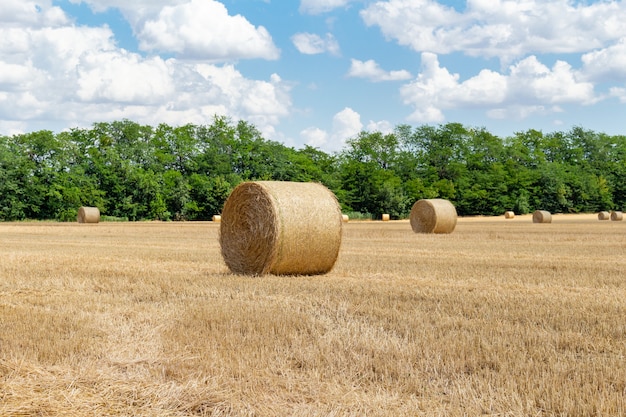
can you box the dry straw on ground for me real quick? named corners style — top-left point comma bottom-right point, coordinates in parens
top-left (598, 211), bottom-right (611, 220)
top-left (219, 181), bottom-right (343, 275)
top-left (410, 198), bottom-right (457, 234)
top-left (77, 206), bottom-right (100, 223)
top-left (212, 215), bottom-right (221, 222)
top-left (611, 211), bottom-right (624, 221)
top-left (1, 218), bottom-right (626, 416)
top-left (381, 214), bottom-right (390, 221)
top-left (533, 210), bottom-right (552, 223)
top-left (504, 211), bottom-right (515, 219)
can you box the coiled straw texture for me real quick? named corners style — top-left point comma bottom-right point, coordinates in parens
top-left (532, 210), bottom-right (552, 223)
top-left (410, 199), bottom-right (457, 234)
top-left (219, 181), bottom-right (343, 275)
top-left (77, 206), bottom-right (100, 223)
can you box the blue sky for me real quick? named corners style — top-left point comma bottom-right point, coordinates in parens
top-left (1, 0), bottom-right (626, 152)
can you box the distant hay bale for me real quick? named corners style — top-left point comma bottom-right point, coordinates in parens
top-left (532, 210), bottom-right (552, 223)
top-left (504, 211), bottom-right (515, 219)
top-left (212, 215), bottom-right (221, 222)
top-left (77, 206), bottom-right (100, 224)
top-left (410, 199), bottom-right (457, 234)
top-left (610, 211), bottom-right (623, 221)
top-left (342, 214), bottom-right (349, 222)
top-left (382, 214), bottom-right (390, 221)
top-left (598, 211), bottom-right (610, 220)
top-left (219, 181), bottom-right (342, 275)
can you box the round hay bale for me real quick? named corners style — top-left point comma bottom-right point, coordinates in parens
top-left (212, 215), bottom-right (221, 222)
top-left (342, 214), bottom-right (349, 222)
top-left (504, 211), bottom-right (515, 219)
top-left (410, 199), bottom-right (457, 234)
top-left (77, 206), bottom-right (100, 223)
top-left (598, 211), bottom-right (610, 220)
top-left (219, 181), bottom-right (342, 275)
top-left (381, 214), bottom-right (390, 221)
top-left (610, 210), bottom-right (623, 221)
top-left (532, 210), bottom-right (552, 223)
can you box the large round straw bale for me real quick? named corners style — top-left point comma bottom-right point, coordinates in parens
top-left (532, 210), bottom-right (552, 223)
top-left (504, 211), bottom-right (515, 219)
top-left (342, 214), bottom-right (349, 222)
top-left (410, 199), bottom-right (457, 234)
top-left (610, 210), bottom-right (623, 221)
top-left (219, 181), bottom-right (342, 275)
top-left (382, 214), bottom-right (390, 221)
top-left (598, 211), bottom-right (610, 220)
top-left (77, 206), bottom-right (100, 223)
top-left (212, 215), bottom-right (221, 222)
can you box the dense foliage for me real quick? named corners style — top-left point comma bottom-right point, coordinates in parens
top-left (1, 117), bottom-right (624, 221)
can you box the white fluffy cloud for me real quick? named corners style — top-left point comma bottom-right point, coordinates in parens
top-left (581, 38), bottom-right (626, 82)
top-left (347, 59), bottom-right (412, 82)
top-left (53, 0), bottom-right (280, 61)
top-left (3, 0), bottom-right (625, 146)
top-left (365, 119), bottom-right (393, 134)
top-left (292, 33), bottom-right (340, 56)
top-left (0, 1), bottom-right (291, 136)
top-left (0, 0), bottom-right (69, 27)
top-left (507, 56), bottom-right (595, 104)
top-left (400, 52), bottom-right (595, 123)
top-left (301, 126), bottom-right (329, 148)
top-left (331, 107), bottom-right (363, 143)
top-left (77, 53), bottom-right (175, 103)
top-left (137, 0), bottom-right (279, 60)
top-left (361, 0), bottom-right (626, 61)
top-left (300, 107), bottom-right (364, 152)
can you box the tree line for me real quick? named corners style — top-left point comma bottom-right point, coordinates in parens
top-left (1, 117), bottom-right (624, 221)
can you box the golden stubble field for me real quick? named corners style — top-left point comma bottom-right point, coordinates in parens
top-left (0, 215), bottom-right (625, 416)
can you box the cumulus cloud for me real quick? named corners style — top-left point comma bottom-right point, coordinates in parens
top-left (137, 0), bottom-right (279, 60)
top-left (292, 33), bottom-right (340, 56)
top-left (0, 0), bottom-right (69, 27)
top-left (507, 56), bottom-right (596, 104)
top-left (77, 52), bottom-right (175, 103)
top-left (400, 52), bottom-right (596, 123)
top-left (361, 0), bottom-right (626, 62)
top-left (299, 107), bottom-right (363, 152)
top-left (0, 62), bottom-right (43, 91)
top-left (57, 1), bottom-right (280, 61)
top-left (0, 1), bottom-right (291, 137)
top-left (366, 119), bottom-right (393, 134)
top-left (347, 59), bottom-right (412, 82)
top-left (61, 0), bottom-right (188, 24)
top-left (301, 126), bottom-right (329, 148)
top-left (301, 108), bottom-right (393, 152)
top-left (581, 38), bottom-right (626, 82)
top-left (332, 107), bottom-right (363, 142)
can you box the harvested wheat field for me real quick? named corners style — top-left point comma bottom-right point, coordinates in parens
top-left (1, 214), bottom-right (625, 416)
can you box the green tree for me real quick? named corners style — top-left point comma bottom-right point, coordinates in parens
top-left (339, 131), bottom-right (409, 217)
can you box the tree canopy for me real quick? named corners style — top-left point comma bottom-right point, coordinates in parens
top-left (1, 117), bottom-right (624, 221)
